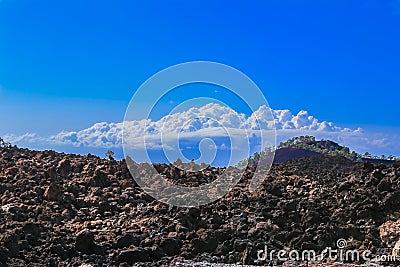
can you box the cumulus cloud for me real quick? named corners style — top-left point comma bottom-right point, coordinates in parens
top-left (51, 122), bottom-right (123, 148)
top-left (5, 103), bottom-right (361, 149)
top-left (5, 102), bottom-right (399, 162)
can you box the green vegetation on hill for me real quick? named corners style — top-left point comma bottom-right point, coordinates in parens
top-left (239, 135), bottom-right (397, 167)
top-left (278, 135), bottom-right (362, 161)
top-left (237, 146), bottom-right (274, 168)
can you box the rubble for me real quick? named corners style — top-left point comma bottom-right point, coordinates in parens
top-left (0, 146), bottom-right (399, 266)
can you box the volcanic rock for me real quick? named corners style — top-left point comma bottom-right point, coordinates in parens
top-left (117, 247), bottom-right (150, 264)
top-left (380, 219), bottom-right (400, 246)
top-left (1, 146), bottom-right (400, 266)
top-left (43, 183), bottom-right (60, 201)
top-left (159, 237), bottom-right (181, 256)
top-left (75, 230), bottom-right (96, 254)
top-left (1, 232), bottom-right (20, 258)
top-left (88, 169), bottom-right (111, 187)
top-left (116, 233), bottom-right (139, 249)
top-left (57, 158), bottom-right (71, 177)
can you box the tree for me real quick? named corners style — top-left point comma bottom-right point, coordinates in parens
top-left (0, 137), bottom-right (12, 148)
top-left (106, 150), bottom-right (115, 160)
top-left (341, 147), bottom-right (350, 154)
top-left (278, 141), bottom-right (285, 148)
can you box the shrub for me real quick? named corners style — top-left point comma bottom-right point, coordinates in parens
top-left (0, 137), bottom-right (12, 148)
top-left (105, 150), bottom-right (115, 160)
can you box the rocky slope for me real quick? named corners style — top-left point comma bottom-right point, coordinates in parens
top-left (1, 146), bottom-right (400, 266)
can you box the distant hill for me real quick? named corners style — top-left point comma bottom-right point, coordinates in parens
top-left (240, 135), bottom-right (397, 167)
top-left (278, 135), bottom-right (359, 159)
top-left (273, 147), bottom-right (321, 163)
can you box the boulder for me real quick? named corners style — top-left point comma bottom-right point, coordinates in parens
top-left (43, 183), bottom-right (60, 201)
top-left (88, 169), bottom-right (111, 187)
top-left (159, 238), bottom-right (181, 256)
top-left (75, 230), bottom-right (95, 254)
top-left (57, 158), bottom-right (71, 177)
top-left (117, 247), bottom-right (150, 264)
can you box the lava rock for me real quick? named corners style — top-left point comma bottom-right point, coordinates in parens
top-left (1, 146), bottom-right (399, 266)
top-left (117, 247), bottom-right (150, 264)
top-left (43, 183), bottom-right (60, 201)
top-left (116, 234), bottom-right (138, 249)
top-left (75, 230), bottom-right (95, 254)
top-left (1, 232), bottom-right (20, 258)
top-left (22, 222), bottom-right (41, 238)
top-left (88, 169), bottom-right (111, 187)
top-left (380, 219), bottom-right (400, 246)
top-left (0, 246), bottom-right (10, 263)
top-left (160, 238), bottom-right (181, 256)
top-left (57, 158), bottom-right (71, 177)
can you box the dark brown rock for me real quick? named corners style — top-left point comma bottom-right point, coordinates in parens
top-left (75, 230), bottom-right (95, 254)
top-left (57, 158), bottom-right (71, 177)
top-left (43, 183), bottom-right (60, 201)
top-left (0, 246), bottom-right (10, 263)
top-left (116, 234), bottom-right (138, 249)
top-left (159, 238), bottom-right (181, 256)
top-left (1, 232), bottom-right (20, 258)
top-left (22, 222), bottom-right (41, 238)
top-left (117, 247), bottom-right (150, 264)
top-left (88, 169), bottom-right (111, 187)
top-left (377, 177), bottom-right (392, 192)
top-left (191, 235), bottom-right (217, 254)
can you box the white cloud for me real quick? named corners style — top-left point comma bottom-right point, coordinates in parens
top-left (6, 103), bottom-right (398, 160)
top-left (3, 133), bottom-right (41, 144)
top-left (50, 122), bottom-right (123, 148)
top-left (4, 103), bottom-right (361, 149)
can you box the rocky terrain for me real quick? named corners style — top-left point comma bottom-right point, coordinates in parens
top-left (1, 145), bottom-right (400, 266)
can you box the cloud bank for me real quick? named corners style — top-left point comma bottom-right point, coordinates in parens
top-left (4, 103), bottom-right (397, 160)
top-left (6, 103), bottom-right (359, 147)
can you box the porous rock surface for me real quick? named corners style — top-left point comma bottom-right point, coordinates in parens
top-left (0, 146), bottom-right (400, 266)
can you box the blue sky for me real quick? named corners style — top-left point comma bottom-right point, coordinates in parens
top-left (0, 0), bottom-right (399, 159)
